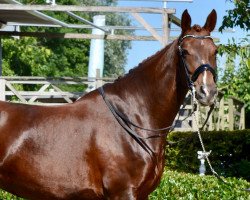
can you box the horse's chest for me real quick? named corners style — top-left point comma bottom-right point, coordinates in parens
top-left (130, 155), bottom-right (165, 199)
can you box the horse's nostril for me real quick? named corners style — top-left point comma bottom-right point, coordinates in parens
top-left (200, 85), bottom-right (206, 95)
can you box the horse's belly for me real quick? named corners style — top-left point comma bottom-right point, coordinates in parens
top-left (0, 157), bottom-right (104, 200)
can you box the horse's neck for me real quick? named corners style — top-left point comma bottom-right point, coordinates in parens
top-left (110, 41), bottom-right (188, 130)
top-left (104, 41), bottom-right (188, 156)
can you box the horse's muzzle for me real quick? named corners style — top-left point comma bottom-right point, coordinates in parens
top-left (195, 84), bottom-right (217, 106)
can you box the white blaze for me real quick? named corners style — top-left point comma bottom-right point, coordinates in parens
top-left (202, 71), bottom-right (209, 96)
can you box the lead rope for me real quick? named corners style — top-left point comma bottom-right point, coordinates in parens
top-left (191, 90), bottom-right (220, 178)
top-left (191, 86), bottom-right (250, 191)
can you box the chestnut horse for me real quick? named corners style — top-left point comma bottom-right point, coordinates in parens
top-left (0, 10), bottom-right (218, 199)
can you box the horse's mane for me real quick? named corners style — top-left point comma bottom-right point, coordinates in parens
top-left (114, 40), bottom-right (176, 82)
top-left (111, 25), bottom-right (205, 83)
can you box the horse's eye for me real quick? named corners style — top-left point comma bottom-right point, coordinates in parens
top-left (182, 49), bottom-right (190, 56)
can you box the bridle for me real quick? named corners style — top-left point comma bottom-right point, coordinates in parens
top-left (178, 34), bottom-right (217, 91)
top-left (98, 34), bottom-right (218, 140)
top-left (178, 34), bottom-right (217, 130)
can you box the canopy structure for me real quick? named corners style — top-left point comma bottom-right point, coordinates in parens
top-left (0, 0), bottom-right (183, 77)
top-left (0, 0), bottom-right (68, 27)
top-left (0, 0), bottom-right (183, 45)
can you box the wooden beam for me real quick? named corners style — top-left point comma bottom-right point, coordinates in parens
top-left (4, 91), bottom-right (80, 97)
top-left (0, 4), bottom-right (175, 14)
top-left (28, 84), bottom-right (50, 103)
top-left (0, 76), bottom-right (116, 81)
top-left (0, 31), bottom-right (159, 41)
top-left (5, 81), bottom-right (27, 103)
top-left (131, 12), bottom-right (163, 45)
top-left (51, 85), bottom-right (73, 103)
top-left (169, 14), bottom-right (181, 26)
top-left (162, 10), bottom-right (169, 46)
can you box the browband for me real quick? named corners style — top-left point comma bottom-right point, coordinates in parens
top-left (179, 35), bottom-right (213, 44)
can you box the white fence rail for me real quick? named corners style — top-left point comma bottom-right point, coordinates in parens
top-left (0, 76), bottom-right (245, 131)
top-left (173, 92), bottom-right (245, 131)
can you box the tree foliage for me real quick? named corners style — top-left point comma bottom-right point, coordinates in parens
top-left (218, 0), bottom-right (250, 127)
top-left (2, 0), bottom-right (131, 77)
top-left (218, 38), bottom-right (250, 111)
top-left (219, 0), bottom-right (250, 31)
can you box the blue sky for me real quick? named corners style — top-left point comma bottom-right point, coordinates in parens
top-left (116, 0), bottom-right (248, 72)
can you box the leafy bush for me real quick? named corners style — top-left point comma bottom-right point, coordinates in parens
top-left (150, 170), bottom-right (250, 200)
top-left (0, 190), bottom-right (23, 200)
top-left (2, 170), bottom-right (249, 199)
top-left (1, 171), bottom-right (249, 199)
top-left (166, 130), bottom-right (250, 181)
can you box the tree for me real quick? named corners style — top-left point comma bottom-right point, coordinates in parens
top-left (218, 38), bottom-right (250, 108)
top-left (2, 0), bottom-right (132, 77)
top-left (218, 0), bottom-right (250, 128)
top-left (219, 0), bottom-right (249, 31)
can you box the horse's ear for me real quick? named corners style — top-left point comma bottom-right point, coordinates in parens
top-left (181, 9), bottom-right (191, 33)
top-left (203, 9), bottom-right (217, 32)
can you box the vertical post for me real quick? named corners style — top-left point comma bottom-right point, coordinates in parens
top-left (216, 95), bottom-right (224, 130)
top-left (0, 38), bottom-right (2, 76)
top-left (88, 15), bottom-right (105, 81)
top-left (87, 15), bottom-right (105, 92)
top-left (162, 10), bottom-right (169, 46)
top-left (207, 107), bottom-right (213, 131)
top-left (228, 98), bottom-right (234, 131)
top-left (0, 78), bottom-right (6, 101)
top-left (95, 69), bottom-right (103, 88)
top-left (0, 38), bottom-right (4, 101)
top-left (240, 103), bottom-right (245, 129)
top-left (163, 0), bottom-right (167, 9)
top-left (162, 0), bottom-right (170, 47)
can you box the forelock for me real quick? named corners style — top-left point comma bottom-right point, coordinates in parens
top-left (192, 24), bottom-right (202, 32)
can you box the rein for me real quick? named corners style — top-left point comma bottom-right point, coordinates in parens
top-left (98, 34), bottom-right (217, 140)
top-left (98, 86), bottom-right (174, 139)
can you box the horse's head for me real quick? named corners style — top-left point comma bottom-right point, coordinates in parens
top-left (179, 9), bottom-right (218, 106)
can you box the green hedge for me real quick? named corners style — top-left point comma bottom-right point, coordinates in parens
top-left (2, 170), bottom-right (249, 199)
top-left (0, 190), bottom-right (23, 200)
top-left (166, 130), bottom-right (250, 181)
top-left (149, 170), bottom-right (250, 200)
